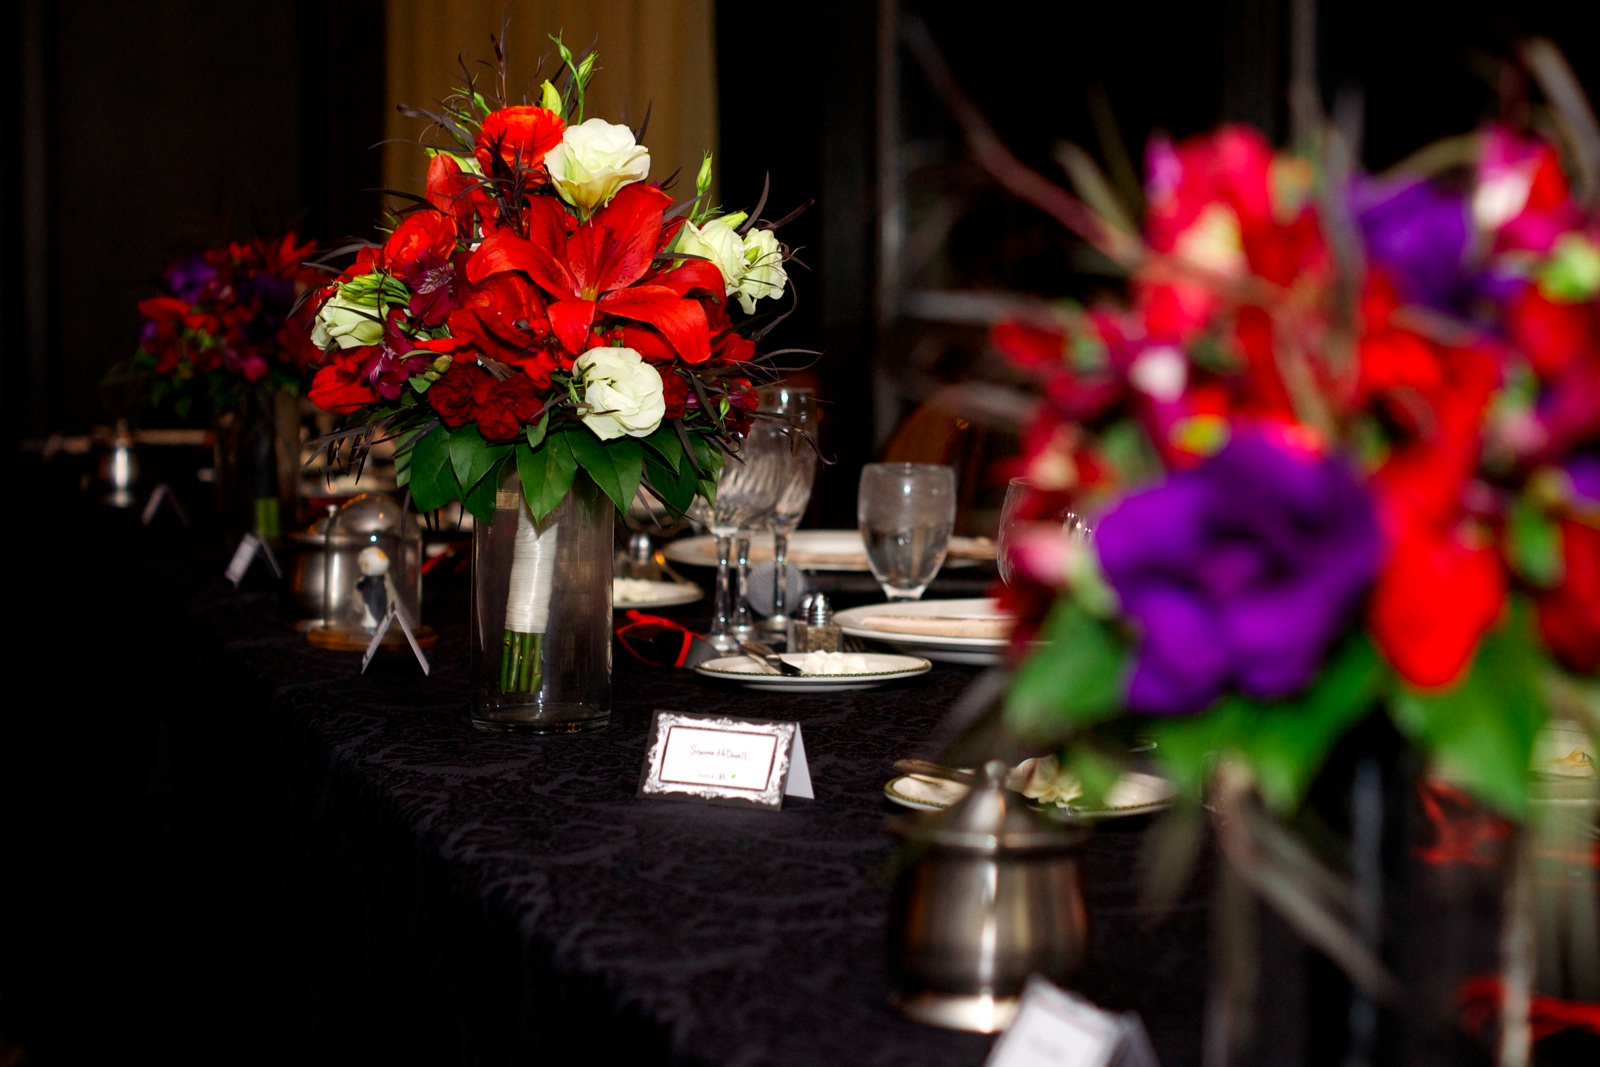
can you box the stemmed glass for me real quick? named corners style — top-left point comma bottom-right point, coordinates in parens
top-left (857, 462), bottom-right (957, 602)
top-left (686, 427), bottom-right (789, 653)
top-left (995, 477), bottom-right (1092, 586)
top-left (753, 385), bottom-right (819, 638)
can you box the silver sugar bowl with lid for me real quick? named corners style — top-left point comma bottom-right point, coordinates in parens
top-left (886, 758), bottom-right (1090, 1033)
top-left (283, 492), bottom-right (423, 634)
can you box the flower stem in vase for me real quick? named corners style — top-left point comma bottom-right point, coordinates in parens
top-left (500, 502), bottom-right (558, 694)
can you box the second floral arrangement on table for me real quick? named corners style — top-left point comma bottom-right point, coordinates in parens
top-left (985, 84), bottom-right (1599, 819)
top-left (118, 232), bottom-right (323, 421)
top-left (304, 33), bottom-right (799, 525)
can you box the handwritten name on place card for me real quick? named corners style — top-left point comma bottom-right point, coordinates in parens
top-left (639, 711), bottom-right (812, 809)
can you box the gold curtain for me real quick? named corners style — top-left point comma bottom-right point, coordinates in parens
top-left (383, 0), bottom-right (718, 207)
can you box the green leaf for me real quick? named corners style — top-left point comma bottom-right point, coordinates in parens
top-left (1097, 419), bottom-right (1164, 486)
top-left (461, 453), bottom-right (509, 524)
top-left (524, 412), bottom-right (549, 451)
top-left (1148, 633), bottom-right (1387, 814)
top-left (1506, 495), bottom-right (1563, 588)
top-left (565, 431), bottom-right (644, 514)
top-left (640, 423), bottom-right (686, 473)
top-left (406, 424), bottom-right (461, 513)
top-left (1002, 600), bottom-right (1129, 744)
top-left (1389, 599), bottom-right (1549, 817)
top-left (446, 423), bottom-right (513, 496)
top-left (516, 436), bottom-right (578, 522)
top-left (685, 433), bottom-right (724, 504)
top-left (642, 452), bottom-right (697, 519)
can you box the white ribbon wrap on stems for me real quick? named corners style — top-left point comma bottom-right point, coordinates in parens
top-left (504, 503), bottom-right (559, 633)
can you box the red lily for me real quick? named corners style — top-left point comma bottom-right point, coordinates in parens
top-left (466, 182), bottom-right (715, 364)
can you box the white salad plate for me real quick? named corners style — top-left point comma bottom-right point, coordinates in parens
top-left (612, 579), bottom-right (704, 610)
top-left (693, 652), bottom-right (933, 692)
top-left (833, 597), bottom-right (1015, 665)
top-left (884, 770), bottom-right (1177, 821)
top-left (664, 529), bottom-right (992, 572)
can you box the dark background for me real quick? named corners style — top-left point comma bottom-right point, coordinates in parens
top-left (8, 1), bottom-right (1600, 526)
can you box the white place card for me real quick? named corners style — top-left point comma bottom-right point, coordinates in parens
top-left (224, 532), bottom-right (283, 587)
top-left (985, 976), bottom-right (1161, 1067)
top-left (361, 601), bottom-right (431, 676)
top-left (638, 710), bottom-right (813, 808)
top-left (140, 483), bottom-right (190, 527)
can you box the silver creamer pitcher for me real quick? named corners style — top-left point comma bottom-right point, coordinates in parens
top-left (886, 759), bottom-right (1090, 1033)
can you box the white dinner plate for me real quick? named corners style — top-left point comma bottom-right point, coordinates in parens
top-left (884, 770), bottom-right (1177, 821)
top-left (612, 578), bottom-right (703, 610)
top-left (694, 652), bottom-right (933, 692)
top-left (663, 529), bottom-right (992, 572)
top-left (833, 597), bottom-right (1014, 665)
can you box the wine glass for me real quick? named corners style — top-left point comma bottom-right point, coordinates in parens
top-left (753, 385), bottom-right (819, 637)
top-left (995, 477), bottom-right (1092, 586)
top-left (686, 427), bottom-right (789, 653)
top-left (857, 462), bottom-right (957, 602)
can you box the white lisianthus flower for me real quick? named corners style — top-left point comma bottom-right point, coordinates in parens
top-left (311, 287), bottom-right (387, 350)
top-left (544, 119), bottom-right (650, 214)
top-left (675, 215), bottom-right (748, 294)
top-left (575, 347), bottom-right (666, 440)
top-left (735, 227), bottom-right (788, 314)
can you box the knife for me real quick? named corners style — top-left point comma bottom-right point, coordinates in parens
top-left (740, 640), bottom-right (805, 676)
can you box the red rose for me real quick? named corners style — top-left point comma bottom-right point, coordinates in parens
top-left (425, 363), bottom-right (485, 427)
top-left (448, 273), bottom-right (554, 371)
top-left (992, 319), bottom-right (1067, 369)
top-left (380, 209), bottom-right (459, 274)
top-left (1506, 285), bottom-right (1598, 379)
top-left (474, 106), bottom-right (566, 180)
top-left (473, 374), bottom-right (545, 441)
top-left (1368, 514), bottom-right (1507, 689)
top-left (308, 348), bottom-right (380, 414)
top-left (1537, 518), bottom-right (1600, 673)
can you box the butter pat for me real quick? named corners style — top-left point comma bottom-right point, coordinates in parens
top-left (796, 650), bottom-right (871, 675)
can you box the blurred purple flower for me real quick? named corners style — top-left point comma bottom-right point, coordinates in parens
top-left (1095, 432), bottom-right (1383, 715)
top-left (1566, 454), bottom-right (1600, 504)
top-left (163, 253), bottom-right (217, 303)
top-left (1350, 176), bottom-right (1486, 314)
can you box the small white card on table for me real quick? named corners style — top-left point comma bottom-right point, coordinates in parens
top-left (638, 710), bottom-right (813, 809)
top-left (224, 532), bottom-right (281, 587)
top-left (985, 976), bottom-right (1161, 1067)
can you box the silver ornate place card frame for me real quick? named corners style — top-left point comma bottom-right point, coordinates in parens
top-left (638, 710), bottom-right (798, 809)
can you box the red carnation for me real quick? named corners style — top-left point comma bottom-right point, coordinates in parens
top-left (474, 374), bottom-right (545, 441)
top-left (425, 364), bottom-right (483, 427)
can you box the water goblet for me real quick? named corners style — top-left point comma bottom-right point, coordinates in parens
top-left (685, 427), bottom-right (789, 653)
top-left (754, 385), bottom-right (819, 637)
top-left (995, 477), bottom-right (1092, 586)
top-left (857, 462), bottom-right (957, 602)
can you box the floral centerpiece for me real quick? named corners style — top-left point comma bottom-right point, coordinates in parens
top-left (303, 32), bottom-right (801, 727)
top-left (910, 27), bottom-right (1600, 1062)
top-left (123, 233), bottom-right (322, 418)
top-left (108, 232), bottom-right (322, 535)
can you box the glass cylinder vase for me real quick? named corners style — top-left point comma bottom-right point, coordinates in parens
top-left (470, 467), bottom-right (614, 733)
top-left (212, 386), bottom-right (302, 542)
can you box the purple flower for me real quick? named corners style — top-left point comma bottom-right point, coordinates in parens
top-left (1094, 432), bottom-right (1383, 715)
top-left (1566, 454), bottom-right (1600, 505)
top-left (1350, 176), bottom-right (1483, 315)
top-left (164, 253), bottom-right (217, 302)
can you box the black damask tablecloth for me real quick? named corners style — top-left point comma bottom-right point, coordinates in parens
top-left (1, 464), bottom-right (1211, 1067)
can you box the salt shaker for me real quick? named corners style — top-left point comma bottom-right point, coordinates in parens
top-left (791, 591), bottom-right (842, 653)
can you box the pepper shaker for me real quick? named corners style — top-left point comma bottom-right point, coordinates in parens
top-left (791, 591), bottom-right (842, 653)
